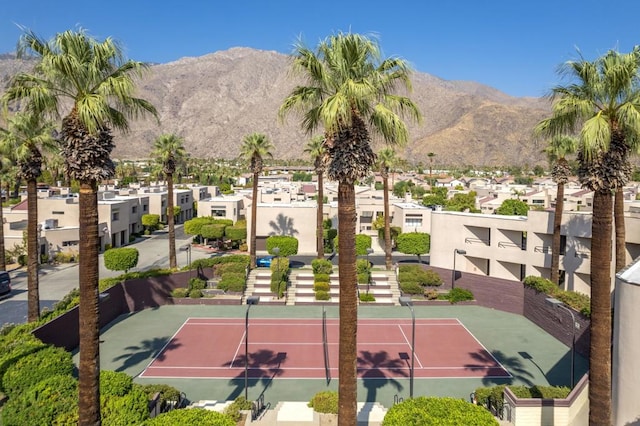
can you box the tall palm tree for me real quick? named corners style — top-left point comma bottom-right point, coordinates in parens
top-left (279, 33), bottom-right (421, 424)
top-left (535, 47), bottom-right (640, 425)
top-left (152, 134), bottom-right (186, 269)
top-left (377, 148), bottom-right (397, 270)
top-left (427, 152), bottom-right (436, 187)
top-left (542, 135), bottom-right (577, 286)
top-left (240, 132), bottom-right (273, 269)
top-left (304, 135), bottom-right (326, 259)
top-left (2, 29), bottom-right (157, 424)
top-left (0, 112), bottom-right (56, 322)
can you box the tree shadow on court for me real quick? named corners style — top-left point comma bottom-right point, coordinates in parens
top-left (358, 350), bottom-right (406, 403)
top-left (222, 349), bottom-right (287, 401)
top-left (465, 350), bottom-right (535, 387)
top-left (111, 336), bottom-right (182, 373)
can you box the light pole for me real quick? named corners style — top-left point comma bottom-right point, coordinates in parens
top-left (452, 248), bottom-right (467, 289)
top-left (399, 296), bottom-right (415, 398)
top-left (366, 247), bottom-right (374, 294)
top-left (272, 247), bottom-right (281, 299)
top-left (180, 244), bottom-right (192, 280)
top-left (244, 295), bottom-right (260, 400)
top-left (546, 297), bottom-right (577, 388)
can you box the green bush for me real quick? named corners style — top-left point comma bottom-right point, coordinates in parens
top-left (400, 282), bottom-right (423, 295)
top-left (143, 408), bottom-right (235, 425)
top-left (421, 269), bottom-right (444, 286)
top-left (188, 277), bottom-right (207, 291)
top-left (187, 254), bottom-right (249, 271)
top-left (134, 383), bottom-right (181, 410)
top-left (314, 273), bottom-right (331, 283)
top-left (315, 290), bottom-right (330, 301)
top-left (171, 288), bottom-right (189, 298)
top-left (447, 287), bottom-right (474, 304)
top-left (189, 289), bottom-right (203, 298)
top-left (0, 374), bottom-right (77, 426)
top-left (356, 258), bottom-right (371, 274)
top-left (215, 262), bottom-right (247, 276)
top-left (308, 391), bottom-right (338, 414)
top-left (2, 345), bottom-right (75, 398)
top-left (424, 288), bottom-right (439, 300)
top-left (101, 370), bottom-right (133, 397)
top-left (313, 282), bottom-right (330, 292)
top-left (270, 280), bottom-right (287, 298)
top-left (311, 259), bottom-right (333, 275)
top-left (265, 235), bottom-right (299, 257)
top-left (523, 275), bottom-right (591, 317)
top-left (528, 384), bottom-right (571, 399)
top-left (218, 273), bottom-right (246, 292)
top-left (359, 293), bottom-right (376, 302)
top-left (223, 396), bottom-right (253, 422)
top-left (103, 247), bottom-right (139, 273)
top-left (357, 272), bottom-right (370, 284)
top-left (474, 384), bottom-right (571, 412)
top-left (523, 275), bottom-right (558, 294)
top-left (101, 386), bottom-right (150, 425)
top-left (382, 396), bottom-right (498, 425)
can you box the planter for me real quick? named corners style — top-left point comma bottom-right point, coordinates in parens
top-left (317, 412), bottom-right (337, 425)
top-left (168, 296), bottom-right (242, 305)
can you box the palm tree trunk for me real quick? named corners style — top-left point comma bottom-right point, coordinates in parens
top-left (27, 179), bottom-right (40, 322)
top-left (589, 190), bottom-right (612, 426)
top-left (0, 177), bottom-right (6, 271)
top-left (167, 173), bottom-right (177, 269)
top-left (614, 187), bottom-right (626, 272)
top-left (383, 171), bottom-right (392, 270)
top-left (316, 171), bottom-right (324, 259)
top-left (550, 183), bottom-right (564, 286)
top-left (78, 180), bottom-right (101, 425)
top-left (250, 172), bottom-right (258, 269)
top-left (337, 181), bottom-right (358, 425)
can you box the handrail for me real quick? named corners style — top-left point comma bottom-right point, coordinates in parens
top-left (534, 246), bottom-right (552, 254)
top-left (464, 237), bottom-right (489, 245)
top-left (498, 241), bottom-right (524, 250)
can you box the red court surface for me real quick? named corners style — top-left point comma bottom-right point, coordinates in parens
top-left (139, 318), bottom-right (511, 380)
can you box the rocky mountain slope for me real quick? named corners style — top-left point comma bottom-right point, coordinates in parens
top-left (0, 48), bottom-right (552, 167)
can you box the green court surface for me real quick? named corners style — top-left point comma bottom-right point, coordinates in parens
top-left (87, 304), bottom-right (588, 407)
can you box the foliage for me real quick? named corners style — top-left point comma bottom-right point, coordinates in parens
top-left (101, 386), bottom-right (150, 426)
top-left (308, 391), bottom-right (339, 414)
top-left (142, 214), bottom-right (161, 231)
top-left (399, 282), bottom-right (424, 295)
top-left (382, 396), bottom-right (498, 425)
top-left (266, 235), bottom-right (299, 257)
top-left (314, 282), bottom-right (330, 292)
top-left (292, 171), bottom-right (313, 181)
top-left (218, 273), bottom-right (246, 292)
top-left (134, 383), bottom-right (181, 409)
top-left (201, 224), bottom-right (226, 240)
top-left (184, 217), bottom-right (223, 238)
top-left (103, 247), bottom-right (139, 273)
top-left (143, 408), bottom-right (235, 425)
top-left (225, 225), bottom-right (247, 242)
top-left (2, 345), bottom-right (75, 398)
top-left (495, 199), bottom-right (530, 216)
top-left (223, 396), bottom-right (253, 422)
top-left (396, 232), bottom-right (430, 257)
top-left (311, 259), bottom-right (333, 275)
top-left (522, 275), bottom-right (590, 317)
top-left (188, 277), bottom-right (207, 291)
top-left (446, 288), bottom-right (474, 304)
top-left (356, 258), bottom-right (371, 274)
top-left (359, 293), bottom-right (376, 302)
top-left (357, 272), bottom-right (370, 284)
top-left (355, 234), bottom-right (372, 256)
top-left (186, 254), bottom-right (250, 271)
top-left (445, 192), bottom-right (480, 213)
top-left (0, 374), bottom-right (77, 426)
top-left (314, 273), bottom-right (331, 283)
top-left (398, 265), bottom-right (443, 287)
top-left (171, 288), bottom-right (189, 298)
top-left (215, 262), bottom-right (247, 276)
top-left (474, 384), bottom-right (571, 412)
top-left (99, 269), bottom-right (174, 292)
top-left (315, 290), bottom-right (330, 301)
top-left (270, 277), bottom-right (287, 298)
top-left (189, 289), bottom-right (203, 298)
top-left (100, 370), bottom-right (133, 397)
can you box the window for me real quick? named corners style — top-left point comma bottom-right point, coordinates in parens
top-left (211, 208), bottom-right (226, 217)
top-left (52, 211), bottom-right (64, 215)
top-left (132, 206), bottom-right (137, 214)
top-left (404, 217), bottom-right (423, 228)
top-left (143, 205), bottom-right (148, 212)
top-left (532, 199), bottom-right (544, 204)
top-left (112, 211), bottom-right (119, 221)
top-left (62, 241), bottom-right (79, 247)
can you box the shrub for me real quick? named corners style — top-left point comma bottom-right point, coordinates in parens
top-left (102, 386), bottom-right (150, 425)
top-left (0, 335), bottom-right (47, 390)
top-left (215, 262), bottom-right (247, 276)
top-left (171, 288), bottom-right (189, 298)
top-left (308, 391), bottom-right (338, 414)
top-left (523, 275), bottom-right (558, 294)
top-left (311, 259), bottom-right (333, 275)
top-left (189, 289), bottom-right (203, 298)
top-left (265, 235), bottom-right (299, 257)
top-left (528, 385), bottom-right (571, 399)
top-left (271, 279), bottom-right (287, 298)
top-left (474, 384), bottom-right (571, 413)
top-left (557, 291), bottom-right (591, 317)
top-left (315, 290), bottom-right (330, 301)
top-left (218, 272), bottom-right (246, 292)
top-left (0, 374), bottom-right (77, 426)
top-left (104, 247), bottom-right (139, 273)
top-left (356, 258), bottom-right (371, 274)
top-left (101, 370), bottom-right (133, 397)
top-left (447, 287), bottom-right (474, 304)
top-left (188, 277), bottom-right (207, 291)
top-left (188, 254), bottom-right (250, 271)
top-left (421, 269), bottom-right (444, 286)
top-left (143, 408), bottom-right (235, 425)
top-left (400, 282), bottom-right (423, 295)
top-left (382, 396), bottom-right (498, 425)
top-left (223, 396), bottom-right (253, 422)
top-left (134, 383), bottom-right (181, 410)
top-left (313, 282), bottom-right (330, 292)
top-left (359, 293), bottom-right (376, 302)
top-left (424, 288), bottom-right (439, 300)
top-left (357, 272), bottom-right (370, 284)
top-left (2, 345), bottom-right (75, 398)
top-left (314, 273), bottom-right (331, 283)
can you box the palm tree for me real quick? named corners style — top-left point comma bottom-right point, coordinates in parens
top-left (152, 134), bottom-right (187, 269)
top-left (542, 136), bottom-right (577, 287)
top-left (0, 112), bottom-right (56, 322)
top-left (427, 152), bottom-right (436, 187)
top-left (2, 29), bottom-right (157, 424)
top-left (279, 33), bottom-right (421, 424)
top-left (304, 135), bottom-right (326, 259)
top-left (0, 131), bottom-right (18, 272)
top-left (240, 132), bottom-right (273, 269)
top-left (535, 47), bottom-right (640, 425)
top-left (377, 148), bottom-right (397, 270)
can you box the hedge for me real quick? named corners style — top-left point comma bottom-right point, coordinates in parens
top-left (188, 277), bottom-right (207, 291)
top-left (265, 235), bottom-right (299, 257)
top-left (314, 273), bottom-right (330, 283)
top-left (308, 391), bottom-right (338, 414)
top-left (382, 397), bottom-right (498, 425)
top-left (446, 287), bottom-right (474, 304)
top-left (315, 290), bottom-right (330, 301)
top-left (187, 254), bottom-right (249, 271)
top-left (143, 408), bottom-right (235, 425)
top-left (218, 272), bottom-right (246, 292)
top-left (215, 262), bottom-right (247, 276)
top-left (101, 370), bottom-right (133, 397)
top-left (0, 334), bottom-right (48, 392)
top-left (399, 282), bottom-right (423, 295)
top-left (523, 275), bottom-right (590, 317)
top-left (311, 259), bottom-right (333, 275)
top-left (314, 282), bottom-right (330, 292)
top-left (474, 384), bottom-right (571, 413)
top-left (223, 396), bottom-right (253, 422)
top-left (134, 383), bottom-right (181, 410)
top-left (103, 247), bottom-right (139, 273)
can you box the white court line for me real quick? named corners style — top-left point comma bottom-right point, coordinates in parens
top-left (396, 324), bottom-right (424, 368)
top-left (456, 320), bottom-right (513, 378)
top-left (229, 329), bottom-right (245, 369)
top-left (138, 318), bottom-right (192, 378)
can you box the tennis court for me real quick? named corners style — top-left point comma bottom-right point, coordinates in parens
top-left (139, 316), bottom-right (511, 381)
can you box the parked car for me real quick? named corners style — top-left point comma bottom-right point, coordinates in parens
top-left (0, 271), bottom-right (11, 295)
top-left (256, 256), bottom-right (274, 267)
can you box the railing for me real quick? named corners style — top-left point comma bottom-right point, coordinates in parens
top-left (498, 241), bottom-right (524, 250)
top-left (252, 394), bottom-right (268, 421)
top-left (575, 251), bottom-right (590, 258)
top-left (464, 237), bottom-right (490, 245)
top-left (394, 394), bottom-right (404, 405)
top-left (534, 246), bottom-right (552, 253)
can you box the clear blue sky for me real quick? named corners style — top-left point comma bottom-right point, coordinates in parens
top-left (2, 0), bottom-right (639, 98)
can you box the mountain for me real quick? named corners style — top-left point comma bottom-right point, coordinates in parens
top-left (0, 47), bottom-right (551, 167)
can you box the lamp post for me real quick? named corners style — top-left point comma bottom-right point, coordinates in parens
top-left (399, 296), bottom-right (415, 398)
top-left (180, 244), bottom-right (192, 280)
top-left (366, 247), bottom-right (374, 293)
top-left (451, 248), bottom-right (467, 289)
top-left (272, 247), bottom-right (281, 299)
top-left (546, 297), bottom-right (577, 388)
top-left (244, 295), bottom-right (260, 400)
